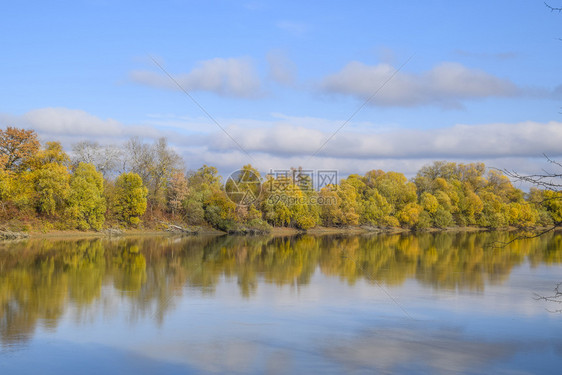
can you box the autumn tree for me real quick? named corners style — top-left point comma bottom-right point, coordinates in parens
top-left (339, 174), bottom-right (394, 227)
top-left (261, 174), bottom-right (293, 227)
top-left (224, 164), bottom-right (262, 207)
top-left (504, 155), bottom-right (562, 226)
top-left (318, 180), bottom-right (359, 227)
top-left (31, 142), bottom-right (71, 218)
top-left (0, 168), bottom-right (10, 207)
top-left (182, 165), bottom-right (221, 225)
top-left (201, 164), bottom-right (267, 231)
top-left (261, 170), bottom-right (319, 229)
top-left (204, 188), bottom-right (237, 231)
top-left (0, 127), bottom-right (40, 172)
top-left (113, 172), bottom-right (148, 226)
top-left (292, 169), bottom-right (320, 229)
top-left (66, 163), bottom-right (106, 230)
top-left (31, 141), bottom-right (69, 168)
top-left (33, 164), bottom-right (70, 217)
top-left (223, 164), bottom-right (273, 232)
top-left (166, 171), bottom-right (189, 217)
top-left (361, 188), bottom-right (394, 225)
top-left (412, 161), bottom-right (534, 229)
top-left (364, 170), bottom-right (418, 227)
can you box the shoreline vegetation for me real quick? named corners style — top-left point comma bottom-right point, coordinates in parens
top-left (1, 127), bottom-right (561, 240)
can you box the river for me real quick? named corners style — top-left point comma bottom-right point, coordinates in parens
top-left (0, 232), bottom-right (561, 374)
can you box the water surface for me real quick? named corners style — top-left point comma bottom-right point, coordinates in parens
top-left (1, 232), bottom-right (561, 374)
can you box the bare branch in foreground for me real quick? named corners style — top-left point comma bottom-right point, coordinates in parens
top-left (534, 283), bottom-right (562, 313)
top-left (488, 224), bottom-right (562, 248)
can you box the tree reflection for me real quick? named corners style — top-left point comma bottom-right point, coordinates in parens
top-left (112, 243), bottom-right (146, 293)
top-left (0, 231), bottom-right (561, 346)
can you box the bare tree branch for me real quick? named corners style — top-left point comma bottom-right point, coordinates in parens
top-left (534, 283), bottom-right (562, 313)
top-left (491, 154), bottom-right (562, 248)
top-left (503, 154), bottom-right (562, 192)
top-left (544, 153), bottom-right (562, 168)
top-left (545, 2), bottom-right (562, 12)
top-left (489, 224), bottom-right (562, 248)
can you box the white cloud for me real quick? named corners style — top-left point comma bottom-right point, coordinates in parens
top-left (202, 120), bottom-right (562, 160)
top-left (0, 107), bottom-right (160, 142)
top-left (130, 57), bottom-right (263, 98)
top-left (322, 323), bottom-right (547, 374)
top-left (4, 107), bottom-right (122, 136)
top-left (320, 61), bottom-right (520, 108)
top-left (174, 118), bottom-right (562, 182)
top-left (0, 108), bottom-right (194, 158)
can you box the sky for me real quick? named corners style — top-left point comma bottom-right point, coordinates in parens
top-left (1, 0), bottom-right (561, 182)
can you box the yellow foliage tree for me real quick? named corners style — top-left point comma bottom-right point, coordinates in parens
top-left (66, 163), bottom-right (106, 230)
top-left (113, 172), bottom-right (148, 226)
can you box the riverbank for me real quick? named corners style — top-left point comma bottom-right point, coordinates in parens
top-left (0, 225), bottom-right (223, 241)
top-left (2, 223), bottom-right (554, 241)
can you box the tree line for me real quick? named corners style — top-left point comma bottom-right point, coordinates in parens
top-left (1, 126), bottom-right (560, 232)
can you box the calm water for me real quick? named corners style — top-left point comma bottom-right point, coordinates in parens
top-left (0, 232), bottom-right (561, 374)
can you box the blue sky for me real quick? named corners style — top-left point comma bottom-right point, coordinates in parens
top-left (1, 0), bottom-right (561, 179)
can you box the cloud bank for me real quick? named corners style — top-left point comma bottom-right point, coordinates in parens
top-left (0, 108), bottom-right (166, 148)
top-left (2, 108), bottom-right (560, 180)
top-left (130, 56), bottom-right (559, 109)
top-left (206, 120), bottom-right (562, 160)
top-left (319, 61), bottom-right (520, 108)
top-left (130, 57), bottom-right (262, 98)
